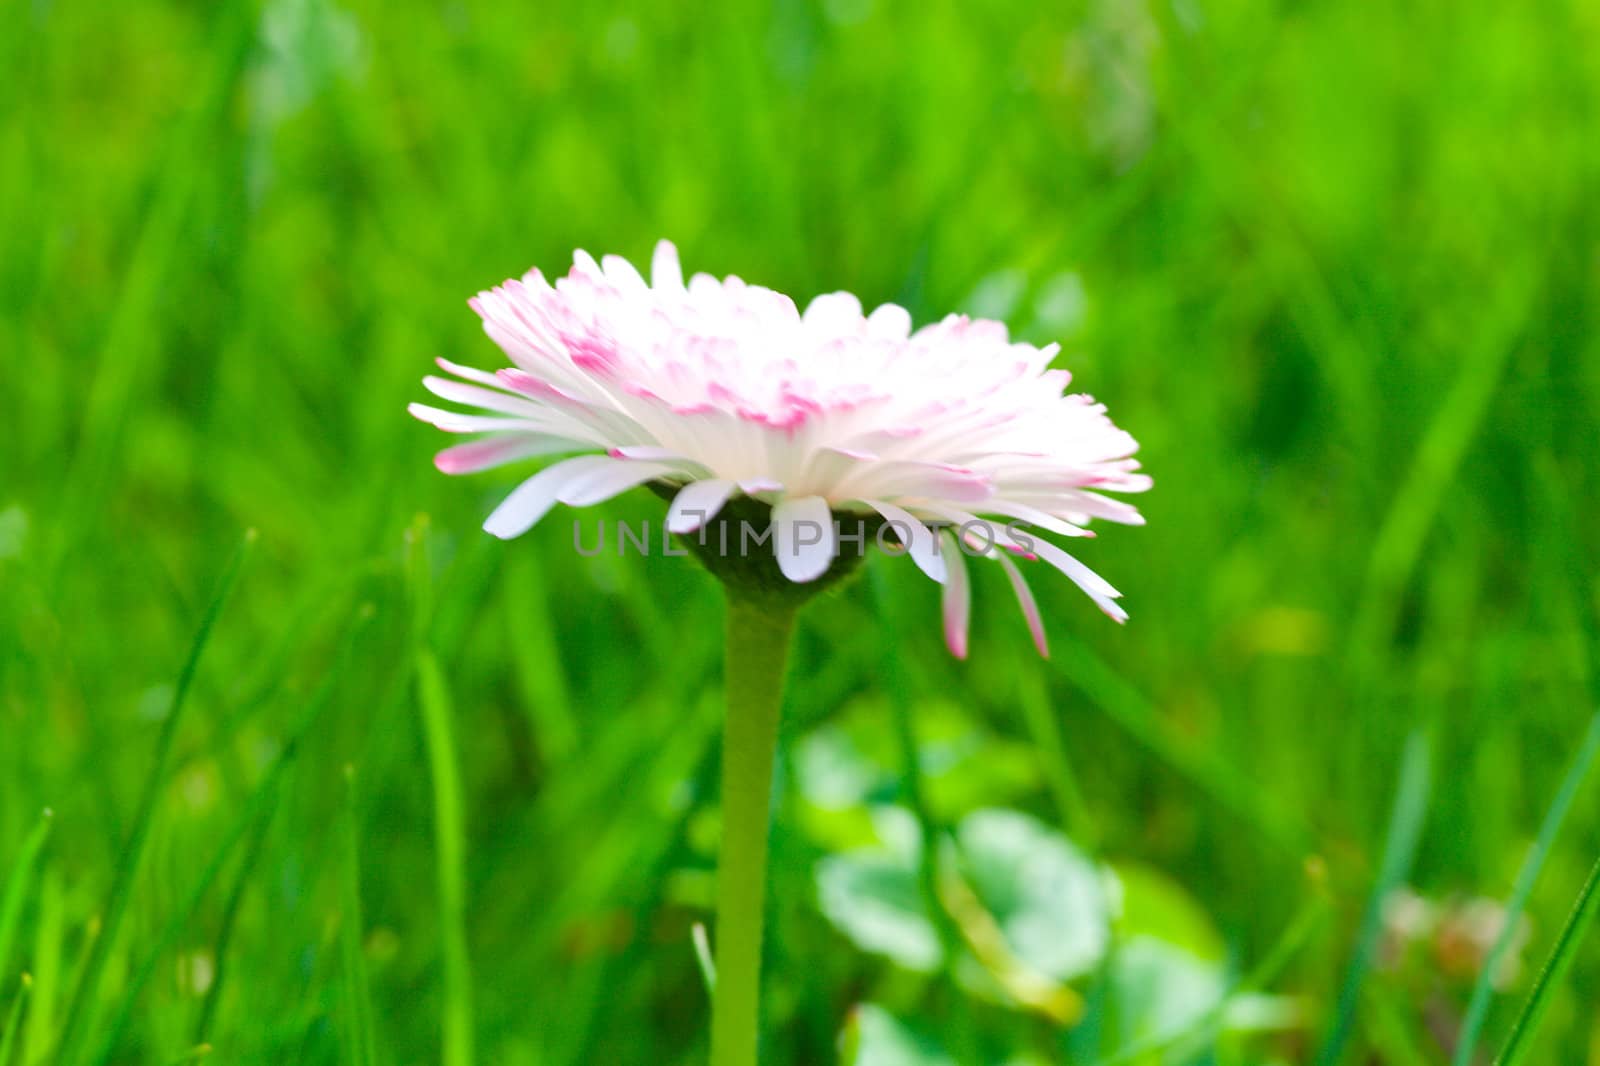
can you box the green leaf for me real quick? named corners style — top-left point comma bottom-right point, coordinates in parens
top-left (841, 1004), bottom-right (957, 1066)
top-left (1093, 938), bottom-right (1306, 1064)
top-left (955, 809), bottom-right (1110, 981)
top-left (1107, 938), bottom-right (1227, 1042)
top-left (1110, 863), bottom-right (1226, 962)
top-left (816, 849), bottom-right (942, 973)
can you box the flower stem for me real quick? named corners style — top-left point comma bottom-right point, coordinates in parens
top-left (710, 595), bottom-right (798, 1066)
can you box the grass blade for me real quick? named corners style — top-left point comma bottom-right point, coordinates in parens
top-left (406, 517), bottom-right (475, 1066)
top-left (0, 809), bottom-right (52, 982)
top-left (339, 767), bottom-right (378, 1066)
top-left (1015, 667), bottom-right (1099, 852)
top-left (1317, 728), bottom-right (1433, 1065)
top-left (190, 811), bottom-right (271, 1045)
top-left (23, 874), bottom-right (62, 1066)
top-left (691, 923), bottom-right (716, 995)
top-left (1493, 850), bottom-right (1600, 1065)
top-left (55, 529), bottom-right (255, 1064)
top-left (193, 603), bottom-right (377, 1045)
top-left (1, 974), bottom-right (30, 1066)
top-left (1051, 636), bottom-right (1310, 855)
top-left (91, 603), bottom-right (371, 1062)
top-left (1452, 711), bottom-right (1600, 1065)
top-left (414, 651), bottom-right (476, 1066)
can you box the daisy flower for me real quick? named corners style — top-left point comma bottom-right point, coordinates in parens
top-left (409, 241), bottom-right (1149, 657)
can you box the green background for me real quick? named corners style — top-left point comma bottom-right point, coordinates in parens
top-left (4, 0), bottom-right (1600, 1062)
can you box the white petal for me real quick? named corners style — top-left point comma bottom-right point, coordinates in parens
top-left (667, 479), bottom-right (737, 534)
top-left (602, 253), bottom-right (648, 292)
top-left (651, 240), bottom-right (684, 292)
top-left (940, 531), bottom-right (971, 659)
top-left (556, 459), bottom-right (678, 506)
top-left (773, 495), bottom-right (835, 583)
top-left (1028, 538), bottom-right (1127, 622)
top-left (409, 403), bottom-right (536, 434)
top-left (862, 499), bottom-right (946, 583)
top-left (482, 456), bottom-right (675, 539)
top-left (483, 455), bottom-right (611, 539)
top-left (435, 357), bottom-right (512, 389)
top-left (916, 504), bottom-right (1126, 623)
top-left (838, 460), bottom-right (991, 505)
top-left (866, 303), bottom-right (912, 340)
top-left (977, 499), bottom-right (1094, 539)
top-left (1027, 538), bottom-right (1119, 599)
top-left (802, 291), bottom-right (863, 334)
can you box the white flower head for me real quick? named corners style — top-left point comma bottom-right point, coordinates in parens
top-left (411, 241), bottom-right (1150, 657)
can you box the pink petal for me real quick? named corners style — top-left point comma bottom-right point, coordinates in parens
top-left (995, 551), bottom-right (1049, 657)
top-left (609, 445), bottom-right (691, 463)
top-left (422, 375), bottom-right (544, 417)
top-left (940, 531), bottom-right (971, 659)
top-left (434, 435), bottom-right (573, 475)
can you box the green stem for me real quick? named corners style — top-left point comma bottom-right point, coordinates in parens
top-left (710, 596), bottom-right (798, 1066)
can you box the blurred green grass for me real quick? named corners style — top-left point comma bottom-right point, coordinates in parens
top-left (3, 0), bottom-right (1600, 1061)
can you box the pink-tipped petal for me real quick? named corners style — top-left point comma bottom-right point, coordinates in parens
top-left (608, 445), bottom-right (691, 462)
top-left (773, 495), bottom-right (836, 583)
top-left (667, 479), bottom-right (737, 534)
top-left (434, 435), bottom-right (573, 474)
top-left (995, 551), bottom-right (1049, 657)
top-left (418, 241), bottom-right (1148, 654)
top-left (940, 531), bottom-right (971, 659)
top-left (422, 375), bottom-right (544, 417)
top-left (435, 357), bottom-right (513, 389)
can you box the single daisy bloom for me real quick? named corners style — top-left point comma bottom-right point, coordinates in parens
top-left (410, 241), bottom-right (1150, 657)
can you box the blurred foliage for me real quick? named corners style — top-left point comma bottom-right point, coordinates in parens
top-left (3, 0), bottom-right (1600, 1062)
